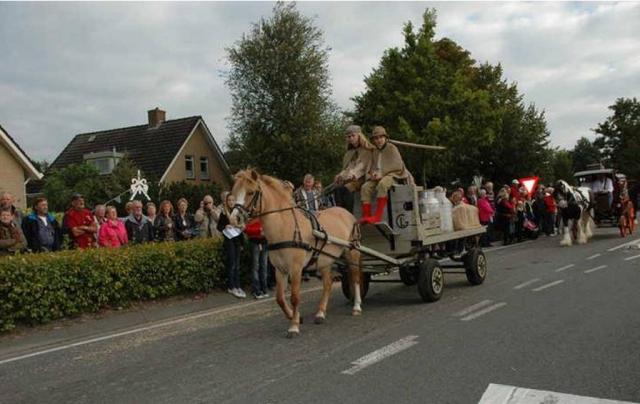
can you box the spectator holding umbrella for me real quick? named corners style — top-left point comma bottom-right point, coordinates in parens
top-left (98, 206), bottom-right (128, 248)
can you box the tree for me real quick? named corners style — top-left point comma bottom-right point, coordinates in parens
top-left (350, 9), bottom-right (551, 186)
top-left (42, 163), bottom-right (104, 212)
top-left (225, 2), bottom-right (343, 184)
top-left (572, 137), bottom-right (601, 172)
top-left (594, 97), bottom-right (640, 179)
top-left (547, 148), bottom-right (574, 184)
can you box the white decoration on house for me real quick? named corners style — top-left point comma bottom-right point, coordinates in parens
top-left (130, 170), bottom-right (150, 201)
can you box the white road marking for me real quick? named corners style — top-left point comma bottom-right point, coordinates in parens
top-left (479, 383), bottom-right (638, 404)
top-left (624, 254), bottom-right (640, 261)
top-left (586, 253), bottom-right (601, 260)
top-left (513, 278), bottom-right (540, 290)
top-left (532, 280), bottom-right (564, 292)
top-left (0, 284), bottom-right (330, 366)
top-left (484, 240), bottom-right (532, 253)
top-left (341, 335), bottom-right (419, 375)
top-left (454, 300), bottom-right (494, 317)
top-left (584, 265), bottom-right (607, 274)
top-left (555, 264), bottom-right (575, 272)
top-left (608, 239), bottom-right (640, 251)
top-left (460, 302), bottom-right (507, 322)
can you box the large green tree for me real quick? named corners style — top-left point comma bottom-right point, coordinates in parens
top-left (351, 9), bottom-right (551, 186)
top-left (572, 136), bottom-right (601, 172)
top-left (225, 2), bottom-right (343, 184)
top-left (593, 97), bottom-right (640, 179)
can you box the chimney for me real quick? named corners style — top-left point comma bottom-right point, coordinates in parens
top-left (147, 107), bottom-right (166, 128)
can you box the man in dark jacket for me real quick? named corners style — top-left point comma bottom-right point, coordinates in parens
top-left (21, 198), bottom-right (63, 252)
top-left (125, 200), bottom-right (154, 244)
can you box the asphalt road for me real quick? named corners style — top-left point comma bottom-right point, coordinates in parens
top-left (1, 228), bottom-right (640, 404)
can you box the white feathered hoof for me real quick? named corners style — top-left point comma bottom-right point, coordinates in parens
top-left (560, 234), bottom-right (572, 247)
top-left (352, 309), bottom-right (362, 316)
top-left (577, 234), bottom-right (587, 244)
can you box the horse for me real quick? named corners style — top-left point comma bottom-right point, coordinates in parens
top-left (231, 169), bottom-right (364, 338)
top-left (553, 180), bottom-right (595, 246)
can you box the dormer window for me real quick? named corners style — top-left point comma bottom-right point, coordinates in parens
top-left (83, 149), bottom-right (124, 175)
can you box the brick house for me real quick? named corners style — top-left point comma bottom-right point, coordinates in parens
top-left (49, 108), bottom-right (232, 189)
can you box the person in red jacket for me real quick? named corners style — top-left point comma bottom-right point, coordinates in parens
top-left (477, 189), bottom-right (495, 247)
top-left (63, 193), bottom-right (97, 249)
top-left (543, 187), bottom-right (557, 236)
top-left (245, 218), bottom-right (269, 299)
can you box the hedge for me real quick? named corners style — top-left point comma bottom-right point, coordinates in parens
top-left (0, 237), bottom-right (246, 332)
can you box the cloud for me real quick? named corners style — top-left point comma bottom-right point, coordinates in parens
top-left (0, 2), bottom-right (638, 161)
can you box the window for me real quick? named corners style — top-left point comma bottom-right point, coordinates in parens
top-left (83, 150), bottom-right (123, 175)
top-left (92, 158), bottom-right (111, 175)
top-left (200, 157), bottom-right (210, 180)
top-left (185, 156), bottom-right (195, 179)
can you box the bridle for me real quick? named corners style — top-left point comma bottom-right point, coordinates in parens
top-left (235, 181), bottom-right (297, 220)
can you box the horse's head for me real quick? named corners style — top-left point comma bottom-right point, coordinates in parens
top-left (232, 168), bottom-right (262, 215)
top-left (554, 180), bottom-right (572, 209)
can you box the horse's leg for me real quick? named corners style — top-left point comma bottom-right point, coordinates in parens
top-left (577, 213), bottom-right (587, 244)
top-left (349, 249), bottom-right (363, 316)
top-left (560, 216), bottom-right (572, 246)
top-left (287, 269), bottom-right (302, 338)
top-left (275, 270), bottom-right (293, 320)
top-left (314, 266), bottom-right (333, 324)
top-left (584, 210), bottom-right (594, 239)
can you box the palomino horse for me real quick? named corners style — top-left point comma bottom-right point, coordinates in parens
top-left (554, 180), bottom-right (595, 246)
top-left (232, 169), bottom-right (363, 338)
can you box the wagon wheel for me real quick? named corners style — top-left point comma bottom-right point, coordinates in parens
top-left (341, 270), bottom-right (370, 302)
top-left (417, 259), bottom-right (444, 302)
top-left (399, 265), bottom-right (417, 286)
top-left (464, 248), bottom-right (487, 286)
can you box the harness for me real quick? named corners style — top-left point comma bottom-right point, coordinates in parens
top-left (240, 183), bottom-right (354, 271)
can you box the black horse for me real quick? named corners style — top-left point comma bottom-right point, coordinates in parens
top-left (554, 180), bottom-right (594, 246)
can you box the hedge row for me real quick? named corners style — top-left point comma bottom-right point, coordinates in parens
top-left (0, 238), bottom-right (240, 332)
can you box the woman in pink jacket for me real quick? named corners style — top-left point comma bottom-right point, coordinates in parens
top-left (477, 189), bottom-right (495, 247)
top-left (99, 206), bottom-right (129, 248)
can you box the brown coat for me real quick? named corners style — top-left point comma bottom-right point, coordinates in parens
top-left (339, 145), bottom-right (373, 182)
top-left (0, 221), bottom-right (26, 255)
top-left (369, 142), bottom-right (409, 179)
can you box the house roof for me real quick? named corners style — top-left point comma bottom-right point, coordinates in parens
top-left (0, 124), bottom-right (44, 180)
top-left (50, 116), bottom-right (230, 181)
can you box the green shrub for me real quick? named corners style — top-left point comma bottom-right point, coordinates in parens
top-left (0, 238), bottom-right (240, 332)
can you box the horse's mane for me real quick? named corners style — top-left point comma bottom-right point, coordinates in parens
top-left (235, 169), bottom-right (293, 202)
top-left (260, 174), bottom-right (294, 201)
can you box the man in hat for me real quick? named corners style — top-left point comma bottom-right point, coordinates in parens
top-left (360, 126), bottom-right (409, 224)
top-left (63, 193), bottom-right (97, 249)
top-left (333, 124), bottom-right (374, 212)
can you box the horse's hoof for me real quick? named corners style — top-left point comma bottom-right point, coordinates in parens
top-left (352, 310), bottom-right (362, 316)
top-left (299, 315), bottom-right (304, 325)
top-left (314, 316), bottom-right (325, 325)
top-left (286, 331), bottom-right (300, 339)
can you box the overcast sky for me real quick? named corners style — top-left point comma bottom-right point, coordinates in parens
top-left (1, 1), bottom-right (639, 162)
